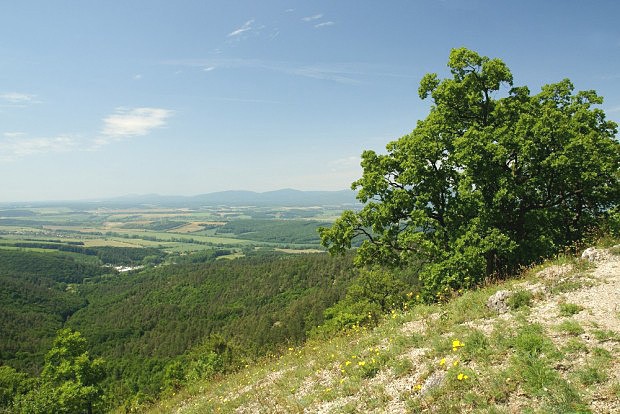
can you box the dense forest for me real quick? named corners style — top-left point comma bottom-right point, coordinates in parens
top-left (216, 219), bottom-right (324, 244)
top-left (0, 246), bottom-right (358, 411)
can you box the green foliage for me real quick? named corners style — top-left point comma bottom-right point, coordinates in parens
top-left (513, 324), bottom-right (554, 357)
top-left (62, 253), bottom-right (356, 405)
top-left (576, 365), bottom-right (608, 386)
top-left (603, 206), bottom-right (620, 238)
top-left (556, 320), bottom-right (585, 336)
top-left (321, 47), bottom-right (620, 297)
top-left (170, 248), bottom-right (231, 265)
top-left (0, 366), bottom-right (30, 409)
top-left (558, 302), bottom-right (585, 316)
top-left (182, 334), bottom-right (234, 383)
top-left (0, 246), bottom-right (356, 409)
top-left (313, 267), bottom-right (412, 335)
top-left (591, 328), bottom-right (620, 342)
top-left (92, 246), bottom-right (165, 266)
top-left (0, 249), bottom-right (105, 283)
top-left (217, 219), bottom-right (324, 244)
top-left (507, 290), bottom-right (533, 310)
top-left (0, 250), bottom-right (94, 373)
top-left (12, 329), bottom-right (105, 414)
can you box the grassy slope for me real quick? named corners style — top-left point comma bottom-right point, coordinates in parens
top-left (146, 245), bottom-right (620, 414)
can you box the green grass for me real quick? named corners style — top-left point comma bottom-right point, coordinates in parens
top-left (556, 320), bottom-right (585, 336)
top-left (576, 365), bottom-right (608, 386)
top-left (507, 290), bottom-right (534, 310)
top-left (591, 329), bottom-right (620, 342)
top-left (558, 302), bottom-right (585, 316)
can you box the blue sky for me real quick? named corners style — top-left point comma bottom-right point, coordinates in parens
top-left (1, 0), bottom-right (619, 202)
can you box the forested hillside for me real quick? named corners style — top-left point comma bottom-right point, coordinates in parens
top-left (0, 250), bottom-right (104, 373)
top-left (0, 247), bottom-right (357, 411)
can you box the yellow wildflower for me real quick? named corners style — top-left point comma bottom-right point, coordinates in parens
top-left (453, 360), bottom-right (459, 367)
top-left (345, 360), bottom-right (351, 366)
top-left (358, 361), bottom-right (366, 367)
top-left (457, 373), bottom-right (469, 380)
top-left (439, 358), bottom-right (446, 366)
top-left (452, 339), bottom-right (464, 351)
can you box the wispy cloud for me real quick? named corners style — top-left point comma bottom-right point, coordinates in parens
top-left (166, 58), bottom-right (366, 84)
top-left (302, 14), bottom-right (323, 22)
top-left (228, 19), bottom-right (254, 37)
top-left (96, 107), bottom-right (172, 146)
top-left (207, 97), bottom-right (282, 105)
top-left (0, 133), bottom-right (77, 161)
top-left (133, 74), bottom-right (142, 80)
top-left (3, 132), bottom-right (26, 138)
top-left (203, 66), bottom-right (216, 72)
top-left (301, 13), bottom-right (334, 29)
top-left (1, 107), bottom-right (173, 160)
top-left (0, 92), bottom-right (37, 103)
top-left (605, 105), bottom-right (620, 113)
top-left (0, 92), bottom-right (41, 107)
top-left (329, 156), bottom-right (360, 171)
top-left (315, 21), bottom-right (335, 28)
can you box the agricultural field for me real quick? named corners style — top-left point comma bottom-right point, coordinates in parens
top-left (0, 197), bottom-right (356, 265)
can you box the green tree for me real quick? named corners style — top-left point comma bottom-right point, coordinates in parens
top-left (0, 365), bottom-right (31, 410)
top-left (320, 48), bottom-right (619, 299)
top-left (13, 329), bottom-right (105, 414)
top-left (313, 267), bottom-right (409, 334)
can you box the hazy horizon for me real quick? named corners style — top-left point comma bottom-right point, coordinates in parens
top-left (1, 1), bottom-right (619, 202)
top-left (0, 187), bottom-right (356, 204)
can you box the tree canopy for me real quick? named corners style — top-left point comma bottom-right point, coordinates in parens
top-left (320, 48), bottom-right (620, 299)
top-left (12, 329), bottom-right (105, 414)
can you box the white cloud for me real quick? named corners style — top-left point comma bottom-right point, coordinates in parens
top-left (3, 132), bottom-right (26, 138)
top-left (203, 66), bottom-right (216, 72)
top-left (606, 105), bottom-right (620, 113)
top-left (330, 156), bottom-right (360, 171)
top-left (0, 92), bottom-right (37, 103)
top-left (0, 92), bottom-right (41, 107)
top-left (302, 14), bottom-right (323, 22)
top-left (99, 107), bottom-right (172, 144)
top-left (133, 74), bottom-right (142, 80)
top-left (0, 133), bottom-right (77, 161)
top-left (166, 58), bottom-right (364, 85)
top-left (315, 21), bottom-right (335, 28)
top-left (228, 19), bottom-right (254, 37)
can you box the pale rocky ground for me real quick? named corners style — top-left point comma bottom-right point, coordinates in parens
top-left (307, 247), bottom-right (619, 414)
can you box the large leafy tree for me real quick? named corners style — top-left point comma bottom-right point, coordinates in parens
top-left (13, 329), bottom-right (105, 414)
top-left (321, 48), bottom-right (619, 298)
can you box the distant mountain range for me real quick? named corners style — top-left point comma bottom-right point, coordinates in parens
top-left (3, 189), bottom-right (360, 208)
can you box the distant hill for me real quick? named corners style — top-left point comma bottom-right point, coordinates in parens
top-left (3, 189), bottom-right (359, 208)
top-left (191, 189), bottom-right (358, 207)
